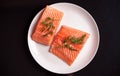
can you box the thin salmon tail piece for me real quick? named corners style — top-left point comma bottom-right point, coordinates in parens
top-left (50, 25), bottom-right (90, 66)
top-left (32, 5), bottom-right (64, 45)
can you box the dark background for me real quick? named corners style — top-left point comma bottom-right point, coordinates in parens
top-left (0, 0), bottom-right (120, 76)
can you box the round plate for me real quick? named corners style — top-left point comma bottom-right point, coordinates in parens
top-left (27, 2), bottom-right (100, 74)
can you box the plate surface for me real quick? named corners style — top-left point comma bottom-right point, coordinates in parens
top-left (28, 2), bottom-right (99, 74)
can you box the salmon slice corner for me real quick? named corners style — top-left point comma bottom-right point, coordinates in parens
top-left (32, 5), bottom-right (64, 45)
top-left (50, 25), bottom-right (90, 66)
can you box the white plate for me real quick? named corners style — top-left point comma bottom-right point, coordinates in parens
top-left (27, 2), bottom-right (100, 74)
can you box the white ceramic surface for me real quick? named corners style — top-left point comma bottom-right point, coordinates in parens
top-left (27, 2), bottom-right (100, 74)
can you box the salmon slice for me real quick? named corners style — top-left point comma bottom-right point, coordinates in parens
top-left (32, 6), bottom-right (64, 45)
top-left (50, 26), bottom-right (90, 66)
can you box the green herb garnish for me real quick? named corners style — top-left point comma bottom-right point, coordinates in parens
top-left (64, 43), bottom-right (70, 48)
top-left (41, 27), bottom-right (45, 32)
top-left (63, 38), bottom-right (67, 43)
top-left (74, 34), bottom-right (86, 44)
top-left (69, 47), bottom-right (77, 51)
top-left (57, 45), bottom-right (63, 48)
top-left (49, 31), bottom-right (53, 35)
top-left (41, 21), bottom-right (48, 26)
top-left (45, 17), bottom-right (52, 21)
top-left (67, 36), bottom-right (73, 40)
top-left (59, 34), bottom-right (86, 51)
top-left (64, 43), bottom-right (77, 51)
top-left (80, 34), bottom-right (86, 41)
top-left (64, 34), bottom-right (86, 44)
top-left (41, 17), bottom-right (55, 36)
top-left (43, 31), bottom-right (53, 37)
top-left (43, 34), bottom-right (48, 37)
top-left (71, 37), bottom-right (79, 43)
top-left (48, 22), bottom-right (54, 30)
top-left (57, 43), bottom-right (77, 51)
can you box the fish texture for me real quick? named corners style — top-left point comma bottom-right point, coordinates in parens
top-left (50, 26), bottom-right (90, 65)
top-left (32, 6), bottom-right (64, 45)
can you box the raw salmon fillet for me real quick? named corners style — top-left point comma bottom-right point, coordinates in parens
top-left (32, 6), bottom-right (64, 45)
top-left (50, 26), bottom-right (90, 66)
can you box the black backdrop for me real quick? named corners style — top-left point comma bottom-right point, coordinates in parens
top-left (0, 0), bottom-right (120, 76)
